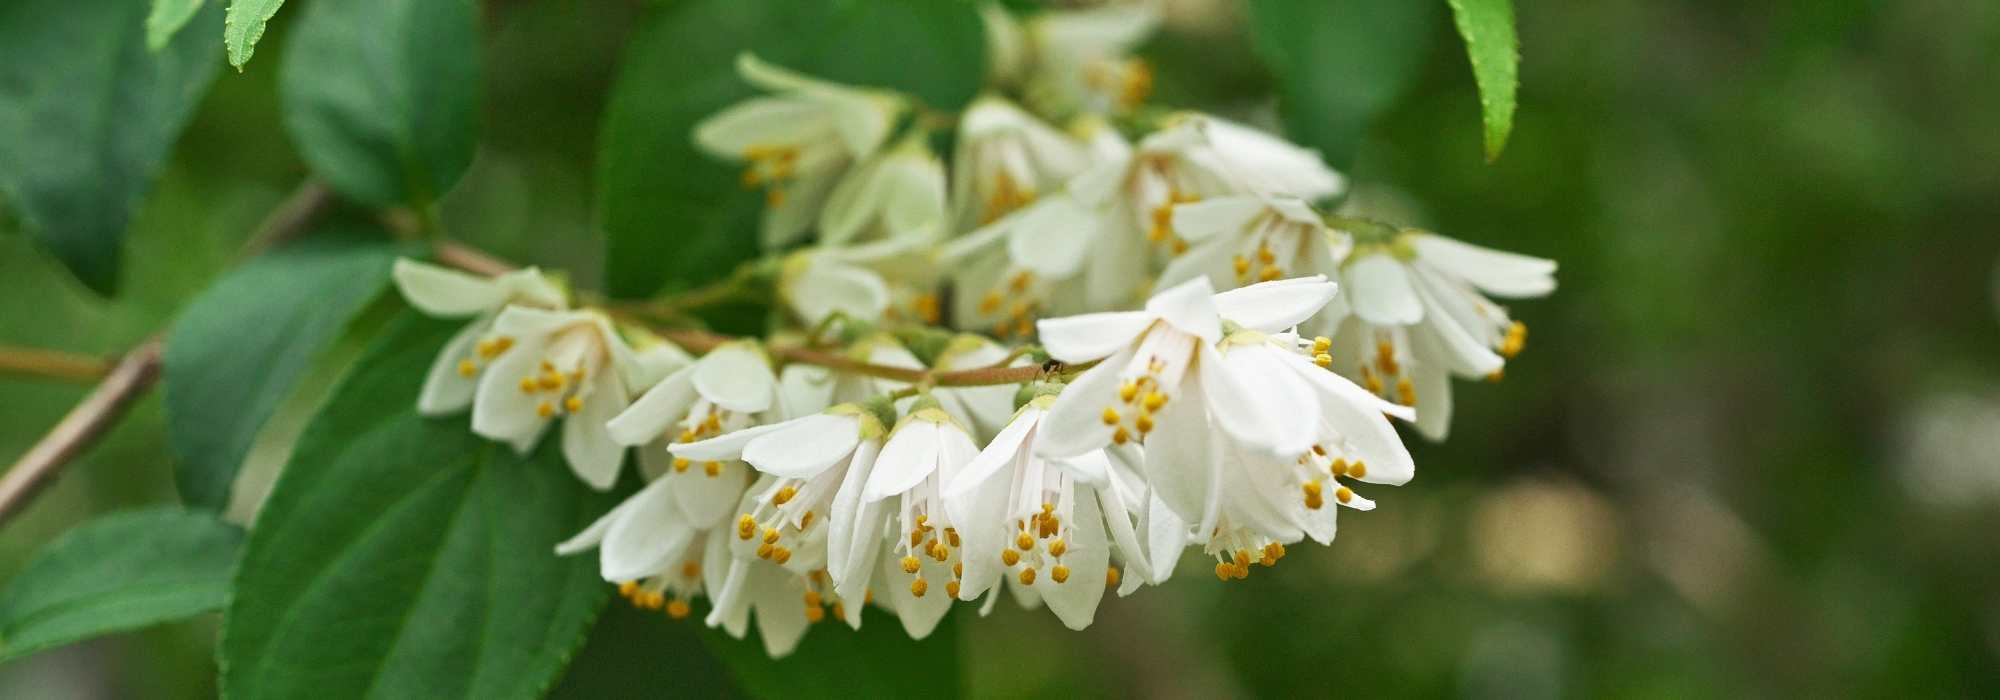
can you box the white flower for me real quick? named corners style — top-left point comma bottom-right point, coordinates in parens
top-left (943, 397), bottom-right (1154, 630)
top-left (390, 258), bottom-right (566, 415)
top-left (819, 134), bottom-right (948, 247)
top-left (951, 96), bottom-right (1088, 230)
top-left (1033, 276), bottom-right (1339, 458)
top-left (1327, 225), bottom-right (1555, 439)
top-left (846, 403), bottom-right (980, 640)
top-left (1159, 195), bottom-right (1345, 298)
top-left (555, 475), bottom-right (736, 622)
top-left (703, 554), bottom-right (824, 658)
top-left (694, 53), bottom-right (909, 249)
top-left (1182, 330), bottom-right (1415, 575)
top-left (607, 341), bottom-right (776, 527)
top-left (669, 404), bottom-right (892, 615)
top-left (929, 335), bottom-right (1031, 440)
top-left (1110, 114), bottom-right (1344, 257)
top-left (470, 307), bottom-right (642, 490)
top-left (1003, 4), bottom-right (1160, 118)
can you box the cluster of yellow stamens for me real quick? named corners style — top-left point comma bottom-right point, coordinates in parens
top-left (739, 145), bottom-right (799, 208)
top-left (978, 270), bottom-right (1041, 339)
top-left (671, 410), bottom-right (730, 476)
top-left (616, 559), bottom-right (702, 619)
top-left (1499, 320), bottom-right (1527, 358)
top-left (1232, 244), bottom-right (1287, 284)
top-left (998, 502), bottom-right (1075, 587)
top-left (1145, 191), bottom-right (1199, 254)
top-left (801, 571), bottom-right (847, 624)
top-left (1102, 361), bottom-right (1170, 445)
top-left (1357, 338), bottom-right (1418, 408)
top-left (982, 170), bottom-right (1036, 224)
top-left (1212, 542), bottom-right (1287, 581)
top-left (1084, 57), bottom-right (1154, 112)
top-left (455, 335), bottom-right (515, 378)
top-left (899, 514), bottom-right (959, 598)
top-left (518, 360), bottom-right (588, 419)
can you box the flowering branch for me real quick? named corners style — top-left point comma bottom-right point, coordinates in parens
top-left (0, 346), bottom-right (111, 383)
top-left (0, 339), bottom-right (163, 524)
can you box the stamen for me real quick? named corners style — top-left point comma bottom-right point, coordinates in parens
top-left (1019, 567), bottom-right (1037, 585)
top-left (1106, 567), bottom-right (1121, 588)
top-left (666, 599), bottom-right (691, 619)
top-left (457, 360), bottom-right (478, 378)
top-left (910, 578), bottom-right (928, 598)
top-left (1051, 565), bottom-right (1071, 583)
top-left (902, 556), bottom-right (921, 574)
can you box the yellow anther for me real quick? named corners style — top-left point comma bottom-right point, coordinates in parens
top-left (953, 562), bottom-right (963, 578)
top-left (946, 579), bottom-right (961, 598)
top-left (539, 371), bottom-right (564, 391)
top-left (1302, 480), bottom-right (1324, 509)
top-left (1256, 245), bottom-right (1276, 264)
top-left (1016, 531), bottom-right (1035, 551)
top-left (909, 529), bottom-right (925, 547)
top-left (804, 590), bottom-right (822, 608)
top-left (772, 485), bottom-right (796, 505)
top-left (1041, 502), bottom-right (1055, 514)
top-left (1330, 458), bottom-right (1349, 477)
top-left (1143, 391), bottom-right (1167, 411)
top-left (928, 541), bottom-right (949, 561)
top-left (737, 514), bottom-right (756, 539)
top-left (1048, 538), bottom-right (1068, 557)
top-left (1001, 549), bottom-right (1020, 566)
top-left (1312, 336), bottom-right (1332, 353)
top-left (901, 556), bottom-right (921, 574)
top-left (945, 528), bottom-right (960, 547)
top-left (831, 602), bottom-right (846, 620)
top-left (617, 581), bottom-right (638, 597)
top-left (772, 547), bottom-right (792, 564)
top-left (1336, 486), bottom-right (1355, 504)
top-left (1486, 369), bottom-right (1505, 382)
top-left (1171, 238), bottom-right (1188, 254)
top-left (536, 401), bottom-right (555, 418)
top-left (756, 542), bottom-right (775, 559)
top-left (910, 577), bottom-right (928, 598)
top-left (666, 599), bottom-right (691, 619)
top-left (1261, 542), bottom-right (1285, 566)
top-left (673, 458), bottom-right (691, 473)
top-left (1106, 566), bottom-right (1121, 588)
top-left (1313, 353), bottom-right (1333, 368)
top-left (1119, 381), bottom-right (1139, 403)
top-left (799, 511), bottom-right (815, 529)
top-left (1101, 407), bottom-right (1120, 425)
top-left (1259, 265), bottom-right (1283, 282)
top-left (1233, 255), bottom-right (1251, 277)
top-left (677, 429), bottom-right (697, 443)
top-left (1215, 562), bottom-right (1233, 581)
top-left (763, 527), bottom-right (780, 544)
top-left (1051, 565), bottom-right (1071, 583)
top-left (1019, 567), bottom-right (1037, 585)
top-left (1233, 550), bottom-right (1252, 569)
top-left (1233, 562), bottom-right (1251, 579)
top-left (457, 359), bottom-right (478, 377)
top-left (518, 377), bottom-right (537, 393)
top-left (804, 605), bottom-right (825, 623)
top-left (915, 514), bottom-right (930, 529)
top-left (564, 396), bottom-right (584, 413)
top-left (1349, 461), bottom-right (1367, 479)
top-left (979, 291), bottom-right (1003, 315)
top-left (1112, 427), bottom-right (1130, 445)
top-left (764, 188), bottom-right (786, 207)
top-left (1134, 413), bottom-right (1154, 434)
top-left (703, 461), bottom-right (721, 477)
top-left (913, 294), bottom-right (940, 324)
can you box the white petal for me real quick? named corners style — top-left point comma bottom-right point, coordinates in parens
top-left (1409, 233), bottom-right (1556, 298)
top-left (749, 565), bottom-right (811, 658)
top-left (669, 420), bottom-right (789, 462)
top-left (562, 371), bottom-right (630, 491)
top-left (705, 558), bottom-right (753, 637)
top-left (1093, 481), bottom-right (1150, 587)
top-left (1004, 196), bottom-right (1093, 278)
top-left (1143, 277), bottom-right (1223, 342)
top-left (1211, 276), bottom-right (1338, 332)
top-left (692, 96), bottom-right (826, 157)
top-left (599, 478), bottom-right (694, 581)
top-left (1204, 343), bottom-right (1318, 456)
top-left (605, 367), bottom-right (696, 446)
top-left (470, 335), bottom-right (550, 448)
top-left (775, 365), bottom-right (836, 421)
top-left (1144, 376), bottom-right (1219, 534)
top-left (392, 258), bottom-right (504, 316)
top-left (1343, 254), bottom-right (1424, 326)
top-left (1154, 235), bottom-right (1238, 292)
top-left (1054, 449), bottom-right (1111, 488)
top-left (416, 318), bottom-right (487, 415)
top-left (1293, 362), bottom-right (1416, 485)
top-left (1408, 343), bottom-right (1455, 441)
top-left (693, 343), bottom-right (776, 413)
top-left (785, 258), bottom-right (889, 325)
top-left (1032, 348), bottom-right (1132, 460)
top-left (554, 485), bottom-right (646, 557)
top-left (489, 306), bottom-right (587, 337)
top-left (1169, 196), bottom-right (1263, 242)
top-left (1035, 486), bottom-right (1109, 630)
top-left (671, 461), bottom-right (751, 528)
top-left (1141, 492), bottom-right (1188, 584)
top-left (827, 440), bottom-right (879, 587)
top-left (1037, 311), bottom-right (1151, 363)
top-left (946, 409), bottom-right (1038, 499)
top-left (1409, 289), bottom-right (1505, 377)
top-left (864, 421), bottom-right (941, 503)
top-left (882, 543), bottom-right (954, 640)
top-left (946, 460), bottom-right (1013, 602)
top-left (743, 413), bottom-right (863, 479)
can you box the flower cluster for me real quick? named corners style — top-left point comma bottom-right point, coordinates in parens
top-left (388, 4), bottom-right (1555, 658)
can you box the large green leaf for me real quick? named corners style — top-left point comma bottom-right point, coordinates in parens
top-left (1245, 0), bottom-right (1444, 171)
top-left (163, 229), bottom-right (401, 511)
top-left (1447, 0), bottom-right (1520, 161)
top-left (0, 508), bottom-right (243, 661)
top-left (224, 0), bottom-right (288, 70)
top-left (279, 0), bottom-right (479, 207)
top-left (596, 0), bottom-right (985, 298)
top-left (0, 0), bottom-right (224, 294)
top-left (221, 314), bottom-right (617, 699)
top-left (704, 611), bottom-right (961, 699)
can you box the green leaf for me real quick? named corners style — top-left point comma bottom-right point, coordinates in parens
top-left (223, 0), bottom-right (287, 70)
top-left (279, 0), bottom-right (480, 207)
top-left (163, 229), bottom-right (401, 511)
top-left (1447, 0), bottom-right (1520, 161)
top-left (596, 0), bottom-right (985, 298)
top-left (547, 603), bottom-right (736, 698)
top-left (0, 508), bottom-right (243, 661)
top-left (1245, 0), bottom-right (1444, 171)
top-left (0, 0), bottom-right (224, 294)
top-left (221, 313), bottom-right (617, 699)
top-left (147, 0), bottom-right (206, 50)
top-left (704, 611), bottom-right (961, 699)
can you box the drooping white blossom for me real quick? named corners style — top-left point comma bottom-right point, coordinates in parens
top-left (391, 258), bottom-right (566, 415)
top-left (555, 474), bottom-right (736, 623)
top-left (607, 341), bottom-right (777, 527)
top-left (985, 4), bottom-right (1160, 118)
top-left (469, 307), bottom-right (645, 490)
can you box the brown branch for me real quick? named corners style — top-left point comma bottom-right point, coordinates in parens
top-left (0, 346), bottom-right (111, 383)
top-left (0, 340), bottom-right (163, 524)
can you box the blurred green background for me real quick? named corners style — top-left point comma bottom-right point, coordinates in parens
top-left (3, 0), bottom-right (1997, 697)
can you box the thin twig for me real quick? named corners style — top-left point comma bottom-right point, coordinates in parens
top-left (0, 346), bottom-right (111, 383)
top-left (0, 340), bottom-right (163, 524)
top-left (237, 181), bottom-right (335, 259)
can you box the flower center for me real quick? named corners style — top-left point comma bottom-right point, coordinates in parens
top-left (614, 540), bottom-right (707, 619)
top-left (515, 325), bottom-right (607, 419)
top-left (978, 269), bottom-right (1044, 339)
top-left (740, 144), bottom-right (801, 208)
top-left (1100, 328), bottom-right (1193, 446)
top-left (454, 333), bottom-right (515, 379)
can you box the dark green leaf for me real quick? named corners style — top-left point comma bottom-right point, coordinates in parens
top-left (221, 313), bottom-right (616, 699)
top-left (0, 508), bottom-right (243, 661)
top-left (279, 0), bottom-right (479, 207)
top-left (1245, 0), bottom-right (1444, 171)
top-left (147, 0), bottom-right (207, 51)
top-left (0, 0), bottom-right (224, 294)
top-left (704, 610), bottom-right (960, 699)
top-left (224, 0), bottom-right (287, 69)
top-left (1447, 0), bottom-right (1520, 161)
top-left (596, 0), bottom-right (985, 298)
top-left (547, 602), bottom-right (737, 699)
top-left (163, 228), bottom-right (401, 511)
